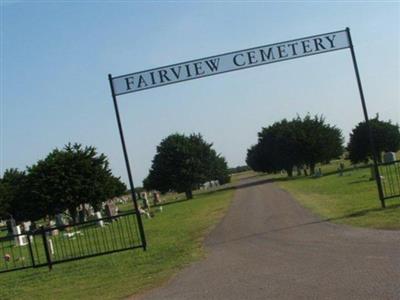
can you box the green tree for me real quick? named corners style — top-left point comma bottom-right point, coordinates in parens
top-left (0, 169), bottom-right (37, 221)
top-left (144, 133), bottom-right (229, 199)
top-left (293, 115), bottom-right (343, 174)
top-left (246, 115), bottom-right (343, 176)
top-left (106, 175), bottom-right (127, 199)
top-left (27, 143), bottom-right (124, 221)
top-left (246, 119), bottom-right (302, 176)
top-left (210, 155), bottom-right (231, 185)
top-left (347, 116), bottom-right (400, 164)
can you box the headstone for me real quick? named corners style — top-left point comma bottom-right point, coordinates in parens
top-left (12, 225), bottom-right (28, 246)
top-left (47, 220), bottom-right (59, 236)
top-left (48, 238), bottom-right (55, 255)
top-left (153, 192), bottom-right (161, 205)
top-left (85, 204), bottom-right (95, 216)
top-left (383, 152), bottom-right (396, 163)
top-left (22, 221), bottom-right (31, 232)
top-left (105, 201), bottom-right (117, 218)
top-left (55, 214), bottom-right (65, 227)
top-left (95, 211), bottom-right (105, 227)
top-left (141, 192), bottom-right (150, 208)
top-left (139, 206), bottom-right (151, 218)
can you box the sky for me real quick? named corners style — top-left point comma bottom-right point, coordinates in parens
top-left (1, 1), bottom-right (399, 186)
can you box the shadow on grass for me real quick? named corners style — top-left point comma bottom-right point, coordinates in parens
top-left (141, 175), bottom-right (314, 210)
top-left (137, 166), bottom-right (372, 212)
top-left (122, 168), bottom-right (394, 215)
top-left (348, 179), bottom-right (371, 185)
top-left (208, 202), bottom-right (400, 246)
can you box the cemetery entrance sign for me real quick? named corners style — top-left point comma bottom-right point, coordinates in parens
top-left (111, 30), bottom-right (349, 95)
top-left (109, 29), bottom-right (386, 251)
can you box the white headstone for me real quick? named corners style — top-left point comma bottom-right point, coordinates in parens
top-left (48, 238), bottom-right (55, 255)
top-left (23, 221), bottom-right (31, 232)
top-left (95, 211), bottom-right (105, 227)
top-left (12, 225), bottom-right (28, 246)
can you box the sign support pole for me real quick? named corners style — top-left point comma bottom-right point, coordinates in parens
top-left (346, 28), bottom-right (385, 208)
top-left (108, 74), bottom-right (147, 249)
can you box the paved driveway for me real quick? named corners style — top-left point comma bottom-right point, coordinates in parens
top-left (137, 177), bottom-right (400, 299)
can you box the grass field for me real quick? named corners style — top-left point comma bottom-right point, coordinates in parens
top-left (1, 162), bottom-right (398, 299)
top-left (0, 188), bottom-right (234, 300)
top-left (276, 163), bottom-right (400, 229)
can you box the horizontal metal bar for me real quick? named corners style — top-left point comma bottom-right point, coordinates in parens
top-left (378, 160), bottom-right (400, 166)
top-left (49, 245), bottom-right (144, 265)
top-left (382, 194), bottom-right (400, 201)
top-left (0, 265), bottom-right (33, 274)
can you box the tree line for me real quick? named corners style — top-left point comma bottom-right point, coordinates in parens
top-left (0, 143), bottom-right (126, 222)
top-left (1, 116), bottom-right (398, 222)
top-left (246, 115), bottom-right (400, 176)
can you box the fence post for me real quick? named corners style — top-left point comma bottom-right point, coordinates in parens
top-left (27, 231), bottom-right (36, 268)
top-left (40, 226), bottom-right (52, 271)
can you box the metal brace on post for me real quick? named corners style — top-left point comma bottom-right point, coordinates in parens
top-left (27, 231), bottom-right (36, 268)
top-left (346, 27), bottom-right (385, 208)
top-left (40, 226), bottom-right (53, 271)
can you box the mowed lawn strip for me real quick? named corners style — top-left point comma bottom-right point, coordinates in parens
top-left (276, 166), bottom-right (400, 229)
top-left (0, 188), bottom-right (234, 300)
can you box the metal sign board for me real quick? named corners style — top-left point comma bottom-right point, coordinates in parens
top-left (111, 29), bottom-right (349, 95)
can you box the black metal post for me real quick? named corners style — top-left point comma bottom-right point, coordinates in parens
top-left (27, 232), bottom-right (36, 268)
top-left (108, 74), bottom-right (147, 250)
top-left (346, 27), bottom-right (385, 208)
top-left (40, 227), bottom-right (52, 270)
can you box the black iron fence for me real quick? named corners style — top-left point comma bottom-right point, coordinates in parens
top-left (378, 160), bottom-right (400, 201)
top-left (0, 211), bottom-right (142, 274)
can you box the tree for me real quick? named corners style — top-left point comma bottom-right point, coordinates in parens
top-left (347, 116), bottom-right (400, 164)
top-left (293, 115), bottom-right (343, 174)
top-left (144, 133), bottom-right (230, 199)
top-left (0, 169), bottom-right (35, 221)
top-left (106, 175), bottom-right (127, 199)
top-left (27, 143), bottom-right (125, 221)
top-left (228, 165), bottom-right (251, 174)
top-left (246, 115), bottom-right (344, 176)
top-left (0, 181), bottom-right (8, 219)
top-left (249, 119), bottom-right (301, 176)
top-left (210, 155), bottom-right (231, 185)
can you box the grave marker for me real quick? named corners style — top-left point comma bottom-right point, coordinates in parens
top-left (383, 152), bottom-right (396, 163)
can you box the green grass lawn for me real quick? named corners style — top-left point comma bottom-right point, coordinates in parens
top-left (276, 165), bottom-right (400, 229)
top-left (0, 188), bottom-right (234, 300)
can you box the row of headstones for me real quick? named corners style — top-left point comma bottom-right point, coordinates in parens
top-left (2, 192), bottom-right (163, 247)
top-left (54, 201), bottom-right (118, 228)
top-left (139, 191), bottom-right (162, 209)
top-left (5, 218), bottom-right (31, 246)
top-left (200, 180), bottom-right (220, 190)
top-left (3, 200), bottom-right (120, 241)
